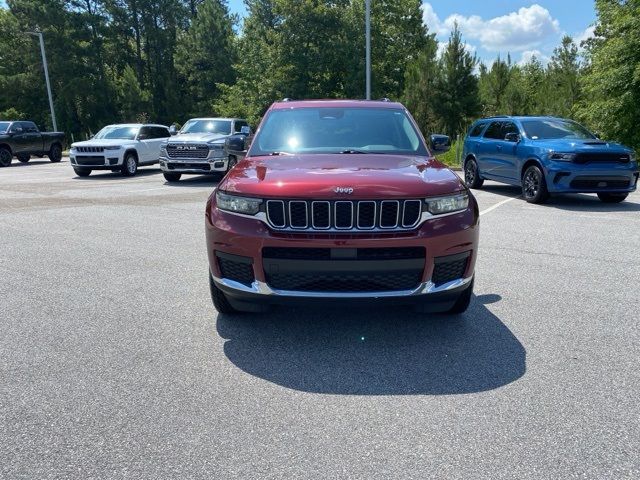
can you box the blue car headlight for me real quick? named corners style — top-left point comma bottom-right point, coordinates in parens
top-left (550, 152), bottom-right (576, 162)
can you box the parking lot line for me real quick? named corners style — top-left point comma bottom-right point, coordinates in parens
top-left (479, 195), bottom-right (521, 216)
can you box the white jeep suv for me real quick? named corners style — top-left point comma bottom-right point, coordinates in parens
top-left (69, 124), bottom-right (170, 177)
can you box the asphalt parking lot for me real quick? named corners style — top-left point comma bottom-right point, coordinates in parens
top-left (1, 158), bottom-right (639, 479)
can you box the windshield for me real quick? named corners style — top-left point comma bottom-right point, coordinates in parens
top-left (0, 122), bottom-right (10, 133)
top-left (250, 107), bottom-right (428, 156)
top-left (521, 119), bottom-right (596, 140)
top-left (180, 119), bottom-right (232, 135)
top-left (94, 125), bottom-right (139, 140)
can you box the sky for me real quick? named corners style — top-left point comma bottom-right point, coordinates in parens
top-left (227, 0), bottom-right (598, 66)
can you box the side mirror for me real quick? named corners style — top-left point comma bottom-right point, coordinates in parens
top-left (505, 132), bottom-right (521, 143)
top-left (137, 133), bottom-right (148, 140)
top-left (11, 127), bottom-right (24, 135)
top-left (240, 125), bottom-right (252, 135)
top-left (430, 134), bottom-right (451, 153)
top-left (169, 125), bottom-right (178, 136)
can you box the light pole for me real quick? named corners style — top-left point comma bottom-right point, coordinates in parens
top-left (26, 31), bottom-right (58, 132)
top-left (365, 0), bottom-right (371, 100)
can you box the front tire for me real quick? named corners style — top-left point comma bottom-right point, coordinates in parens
top-left (597, 192), bottom-right (628, 203)
top-left (17, 154), bottom-right (30, 163)
top-left (0, 147), bottom-right (12, 167)
top-left (163, 172), bottom-right (181, 182)
top-left (464, 159), bottom-right (484, 189)
top-left (522, 165), bottom-right (549, 204)
top-left (209, 272), bottom-right (240, 314)
top-left (74, 168), bottom-right (91, 177)
top-left (227, 155), bottom-right (238, 172)
top-left (121, 153), bottom-right (138, 176)
top-left (48, 144), bottom-right (62, 163)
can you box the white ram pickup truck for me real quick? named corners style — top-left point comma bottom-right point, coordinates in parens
top-left (159, 117), bottom-right (252, 182)
top-left (69, 124), bottom-right (170, 177)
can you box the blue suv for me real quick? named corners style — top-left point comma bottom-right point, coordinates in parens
top-left (462, 116), bottom-right (639, 203)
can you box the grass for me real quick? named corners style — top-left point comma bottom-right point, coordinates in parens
top-left (435, 139), bottom-right (462, 168)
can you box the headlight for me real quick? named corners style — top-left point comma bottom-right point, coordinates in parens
top-left (160, 143), bottom-right (167, 151)
top-left (425, 192), bottom-right (469, 215)
top-left (103, 145), bottom-right (121, 151)
top-left (630, 152), bottom-right (637, 163)
top-left (208, 142), bottom-right (225, 158)
top-left (215, 191), bottom-right (262, 215)
top-left (550, 152), bottom-right (576, 161)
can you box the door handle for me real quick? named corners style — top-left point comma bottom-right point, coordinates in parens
top-left (496, 145), bottom-right (502, 151)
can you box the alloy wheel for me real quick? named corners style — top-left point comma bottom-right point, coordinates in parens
top-left (464, 161), bottom-right (475, 186)
top-left (126, 156), bottom-right (136, 174)
top-left (523, 169), bottom-right (540, 198)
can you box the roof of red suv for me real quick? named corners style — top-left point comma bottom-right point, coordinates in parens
top-left (269, 99), bottom-right (404, 110)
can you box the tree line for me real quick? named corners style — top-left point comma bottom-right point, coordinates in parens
top-left (0, 0), bottom-right (638, 150)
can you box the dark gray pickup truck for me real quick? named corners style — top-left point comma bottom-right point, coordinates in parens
top-left (0, 120), bottom-right (65, 167)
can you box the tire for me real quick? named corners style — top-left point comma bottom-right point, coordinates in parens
top-left (227, 155), bottom-right (238, 172)
top-left (209, 272), bottom-right (240, 314)
top-left (17, 154), bottom-right (30, 163)
top-left (522, 165), bottom-right (549, 204)
top-left (121, 152), bottom-right (138, 176)
top-left (74, 168), bottom-right (91, 177)
top-left (0, 147), bottom-right (12, 167)
top-left (597, 192), bottom-right (628, 203)
top-left (464, 158), bottom-right (484, 189)
top-left (445, 278), bottom-right (474, 315)
top-left (48, 144), bottom-right (62, 163)
top-left (163, 172), bottom-right (181, 182)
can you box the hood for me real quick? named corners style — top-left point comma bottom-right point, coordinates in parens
top-left (169, 132), bottom-right (229, 143)
top-left (220, 154), bottom-right (465, 199)
top-left (72, 138), bottom-right (135, 148)
top-left (535, 138), bottom-right (633, 154)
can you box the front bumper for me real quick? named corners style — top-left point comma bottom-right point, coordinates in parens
top-left (69, 152), bottom-right (123, 168)
top-left (159, 155), bottom-right (228, 174)
top-left (205, 194), bottom-right (479, 309)
top-left (545, 161), bottom-right (639, 193)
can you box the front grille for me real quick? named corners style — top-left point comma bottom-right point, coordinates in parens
top-left (262, 247), bottom-right (425, 293)
top-left (265, 199), bottom-right (423, 232)
top-left (76, 146), bottom-right (105, 153)
top-left (216, 252), bottom-right (254, 286)
top-left (266, 272), bottom-right (422, 292)
top-left (573, 153), bottom-right (630, 164)
top-left (569, 176), bottom-right (630, 189)
top-left (166, 144), bottom-right (209, 159)
top-left (76, 156), bottom-right (105, 165)
top-left (432, 252), bottom-right (470, 286)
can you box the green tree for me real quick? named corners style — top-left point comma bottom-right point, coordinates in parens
top-left (175, 0), bottom-right (236, 116)
top-left (547, 35), bottom-right (581, 117)
top-left (402, 30), bottom-right (439, 136)
top-left (435, 24), bottom-right (480, 138)
top-left (578, 0), bottom-right (640, 149)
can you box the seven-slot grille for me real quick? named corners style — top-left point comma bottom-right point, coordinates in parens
top-left (265, 199), bottom-right (423, 231)
top-left (165, 144), bottom-right (209, 159)
top-left (76, 146), bottom-right (105, 153)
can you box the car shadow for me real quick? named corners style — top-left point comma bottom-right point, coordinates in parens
top-left (163, 175), bottom-right (224, 187)
top-left (72, 168), bottom-right (162, 179)
top-left (479, 183), bottom-right (640, 212)
top-left (9, 159), bottom-right (62, 167)
top-left (216, 294), bottom-right (526, 395)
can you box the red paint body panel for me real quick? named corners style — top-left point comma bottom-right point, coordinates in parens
top-left (220, 155), bottom-right (464, 199)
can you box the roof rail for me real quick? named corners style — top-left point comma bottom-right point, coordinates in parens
top-left (485, 115), bottom-right (510, 119)
top-left (282, 98), bottom-right (294, 102)
top-left (378, 97), bottom-right (392, 102)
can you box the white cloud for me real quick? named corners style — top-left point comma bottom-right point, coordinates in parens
top-left (574, 25), bottom-right (595, 46)
top-left (423, 3), bottom-right (560, 52)
top-left (518, 49), bottom-right (550, 66)
top-left (421, 3), bottom-right (448, 36)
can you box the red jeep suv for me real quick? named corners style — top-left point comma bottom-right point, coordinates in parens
top-left (205, 100), bottom-right (479, 314)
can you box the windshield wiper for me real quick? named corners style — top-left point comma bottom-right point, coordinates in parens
top-left (338, 149), bottom-right (367, 154)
